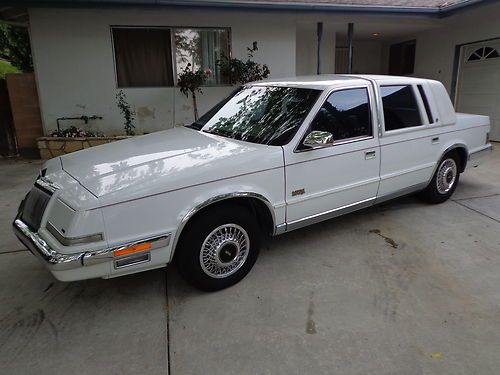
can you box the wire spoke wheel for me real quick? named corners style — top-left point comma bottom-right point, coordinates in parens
top-left (436, 158), bottom-right (457, 194)
top-left (199, 224), bottom-right (250, 279)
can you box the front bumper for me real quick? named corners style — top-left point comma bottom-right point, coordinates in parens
top-left (13, 218), bottom-right (171, 277)
top-left (13, 219), bottom-right (84, 270)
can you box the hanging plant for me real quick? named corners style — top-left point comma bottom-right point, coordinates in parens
top-left (217, 41), bottom-right (270, 84)
top-left (178, 64), bottom-right (212, 120)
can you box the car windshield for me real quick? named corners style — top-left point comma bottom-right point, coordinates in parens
top-left (188, 85), bottom-right (320, 145)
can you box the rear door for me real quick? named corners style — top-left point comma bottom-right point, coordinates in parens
top-left (284, 84), bottom-right (380, 229)
top-left (377, 82), bottom-right (439, 199)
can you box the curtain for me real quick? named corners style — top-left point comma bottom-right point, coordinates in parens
top-left (113, 28), bottom-right (174, 87)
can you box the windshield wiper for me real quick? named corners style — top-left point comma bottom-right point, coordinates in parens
top-left (185, 122), bottom-right (203, 130)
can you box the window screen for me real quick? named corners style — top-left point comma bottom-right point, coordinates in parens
top-left (308, 88), bottom-right (372, 142)
top-left (381, 85), bottom-right (422, 131)
top-left (112, 28), bottom-right (174, 88)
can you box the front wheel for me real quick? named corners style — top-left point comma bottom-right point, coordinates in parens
top-left (176, 205), bottom-right (260, 291)
top-left (420, 152), bottom-right (460, 204)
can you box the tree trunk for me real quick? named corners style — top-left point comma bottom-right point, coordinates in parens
top-left (192, 91), bottom-right (199, 121)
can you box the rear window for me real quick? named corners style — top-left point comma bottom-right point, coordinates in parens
top-left (381, 85), bottom-right (422, 131)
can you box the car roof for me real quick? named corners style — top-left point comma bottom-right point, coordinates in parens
top-left (253, 74), bottom-right (430, 90)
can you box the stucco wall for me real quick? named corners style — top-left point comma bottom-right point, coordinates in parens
top-left (381, 2), bottom-right (500, 96)
top-left (296, 22), bottom-right (336, 76)
top-left (29, 7), bottom-right (297, 135)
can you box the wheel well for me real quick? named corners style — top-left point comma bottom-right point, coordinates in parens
top-left (173, 197), bottom-right (274, 259)
top-left (446, 147), bottom-right (467, 172)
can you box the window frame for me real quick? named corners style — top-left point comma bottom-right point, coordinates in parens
top-left (110, 25), bottom-right (232, 89)
top-left (380, 83), bottom-right (430, 136)
top-left (294, 85), bottom-right (376, 153)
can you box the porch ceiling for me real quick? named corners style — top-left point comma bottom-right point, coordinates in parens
top-left (0, 7), bottom-right (28, 27)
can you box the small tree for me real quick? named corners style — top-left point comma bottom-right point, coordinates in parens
top-left (0, 24), bottom-right (33, 72)
top-left (177, 64), bottom-right (212, 121)
top-left (116, 90), bottom-right (136, 136)
top-left (217, 42), bottom-right (270, 84)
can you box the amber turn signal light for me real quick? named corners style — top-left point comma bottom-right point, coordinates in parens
top-left (113, 242), bottom-right (152, 257)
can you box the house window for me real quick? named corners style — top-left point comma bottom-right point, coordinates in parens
top-left (112, 27), bottom-right (231, 88)
top-left (468, 46), bottom-right (500, 61)
top-left (175, 28), bottom-right (230, 85)
top-left (381, 85), bottom-right (422, 131)
top-left (112, 28), bottom-right (174, 88)
top-left (389, 40), bottom-right (416, 75)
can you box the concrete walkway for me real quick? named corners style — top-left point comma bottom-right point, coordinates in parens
top-left (1, 148), bottom-right (499, 374)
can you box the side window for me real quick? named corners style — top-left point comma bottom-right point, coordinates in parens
top-left (381, 85), bottom-right (422, 131)
top-left (308, 88), bottom-right (372, 142)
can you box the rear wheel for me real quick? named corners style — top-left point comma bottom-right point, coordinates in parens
top-left (176, 204), bottom-right (260, 291)
top-left (420, 152), bottom-right (460, 204)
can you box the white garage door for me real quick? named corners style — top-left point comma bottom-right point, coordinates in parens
top-left (456, 40), bottom-right (500, 141)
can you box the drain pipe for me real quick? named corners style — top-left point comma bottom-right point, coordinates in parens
top-left (317, 22), bottom-right (323, 75)
top-left (347, 22), bottom-right (354, 74)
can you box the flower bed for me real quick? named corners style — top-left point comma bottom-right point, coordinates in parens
top-left (37, 136), bottom-right (129, 159)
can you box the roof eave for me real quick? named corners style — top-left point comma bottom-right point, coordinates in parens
top-left (0, 0), bottom-right (490, 18)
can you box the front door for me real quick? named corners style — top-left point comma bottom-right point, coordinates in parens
top-left (284, 85), bottom-right (380, 230)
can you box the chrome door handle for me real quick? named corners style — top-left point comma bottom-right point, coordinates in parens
top-left (432, 137), bottom-right (440, 144)
top-left (365, 150), bottom-right (376, 160)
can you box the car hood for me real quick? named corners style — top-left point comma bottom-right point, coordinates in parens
top-left (60, 127), bottom-right (284, 204)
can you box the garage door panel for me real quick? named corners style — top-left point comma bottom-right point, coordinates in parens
top-left (456, 40), bottom-right (500, 141)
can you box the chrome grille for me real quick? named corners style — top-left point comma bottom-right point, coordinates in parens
top-left (20, 186), bottom-right (52, 231)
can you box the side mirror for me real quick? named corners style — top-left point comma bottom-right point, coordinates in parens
top-left (303, 131), bottom-right (334, 148)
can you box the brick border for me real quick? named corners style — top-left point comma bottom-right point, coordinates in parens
top-left (37, 136), bottom-right (130, 159)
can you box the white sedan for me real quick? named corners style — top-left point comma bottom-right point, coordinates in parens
top-left (14, 75), bottom-right (492, 290)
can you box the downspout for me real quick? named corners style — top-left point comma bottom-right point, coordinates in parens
top-left (347, 23), bottom-right (354, 74)
top-left (317, 22), bottom-right (323, 75)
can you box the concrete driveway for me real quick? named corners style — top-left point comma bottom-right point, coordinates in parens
top-left (1, 149), bottom-right (499, 375)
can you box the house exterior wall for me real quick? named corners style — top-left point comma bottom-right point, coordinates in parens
top-left (296, 22), bottom-right (336, 76)
top-left (381, 2), bottom-right (500, 97)
top-left (28, 7), bottom-right (297, 135)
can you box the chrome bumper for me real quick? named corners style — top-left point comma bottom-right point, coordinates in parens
top-left (13, 218), bottom-right (171, 272)
top-left (13, 219), bottom-right (84, 270)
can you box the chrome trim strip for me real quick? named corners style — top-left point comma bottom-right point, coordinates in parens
top-left (374, 182), bottom-right (428, 205)
top-left (170, 192), bottom-right (277, 261)
top-left (286, 197), bottom-right (376, 232)
top-left (83, 233), bottom-right (171, 267)
top-left (275, 223), bottom-right (287, 235)
top-left (13, 219), bottom-right (83, 271)
top-left (47, 221), bottom-right (104, 246)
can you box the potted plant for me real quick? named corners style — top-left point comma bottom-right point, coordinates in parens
top-left (177, 64), bottom-right (212, 120)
